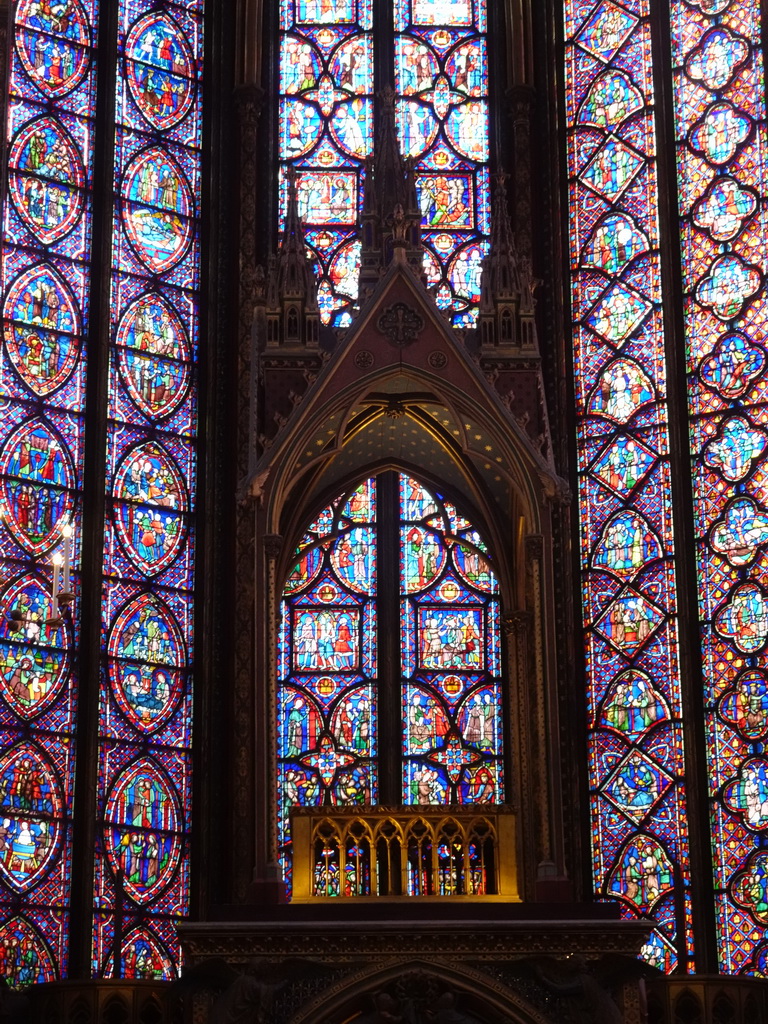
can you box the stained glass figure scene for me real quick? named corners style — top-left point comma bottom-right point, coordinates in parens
top-left (124, 13), bottom-right (196, 131)
top-left (3, 264), bottom-right (81, 398)
top-left (0, 742), bottom-right (65, 893)
top-left (107, 594), bottom-right (185, 733)
top-left (565, 0), bottom-right (692, 971)
top-left (7, 116), bottom-right (86, 245)
top-left (102, 757), bottom-right (183, 904)
top-left (120, 146), bottom-right (193, 274)
top-left (111, 442), bottom-right (187, 576)
top-left (400, 476), bottom-right (502, 808)
top-left (0, 575), bottom-right (70, 719)
top-left (115, 294), bottom-right (191, 420)
top-left (14, 0), bottom-right (92, 100)
top-left (394, 0), bottom-right (488, 325)
top-left (668, 0), bottom-right (768, 972)
top-left (0, 418), bottom-right (75, 556)
top-left (278, 473), bottom-right (504, 895)
top-left (279, 0), bottom-right (373, 325)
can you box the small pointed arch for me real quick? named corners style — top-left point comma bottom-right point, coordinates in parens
top-left (673, 990), bottom-right (703, 1024)
top-left (290, 958), bottom-right (552, 1024)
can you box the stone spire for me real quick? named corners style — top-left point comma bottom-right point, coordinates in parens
top-left (265, 165), bottom-right (319, 349)
top-left (359, 86), bottom-right (423, 296)
top-left (478, 172), bottom-right (537, 354)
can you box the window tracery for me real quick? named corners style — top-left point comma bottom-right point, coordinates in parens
top-left (277, 474), bottom-right (504, 894)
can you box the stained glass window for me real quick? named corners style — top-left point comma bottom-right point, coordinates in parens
top-left (92, 1), bottom-right (201, 978)
top-left (277, 0), bottom-right (489, 327)
top-left (277, 473), bottom-right (503, 893)
top-left (393, 0), bottom-right (489, 326)
top-left (0, 0), bottom-right (99, 982)
top-left (0, 0), bottom-right (201, 984)
top-left (563, 0), bottom-right (693, 971)
top-left (669, 0), bottom-right (768, 975)
top-left (278, 0), bottom-right (374, 327)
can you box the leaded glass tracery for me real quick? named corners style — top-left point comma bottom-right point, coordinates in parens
top-left (92, 0), bottom-right (201, 977)
top-left (277, 0), bottom-right (489, 327)
top-left (0, 0), bottom-right (99, 981)
top-left (564, 0), bottom-right (693, 971)
top-left (277, 474), bottom-right (503, 894)
top-left (393, 0), bottom-right (489, 326)
top-left (0, 0), bottom-right (201, 983)
top-left (669, 0), bottom-right (768, 975)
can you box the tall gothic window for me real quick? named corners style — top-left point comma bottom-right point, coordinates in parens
top-left (565, 0), bottom-right (768, 977)
top-left (277, 474), bottom-right (504, 891)
top-left (278, 0), bottom-right (490, 327)
top-left (0, 0), bottom-right (202, 983)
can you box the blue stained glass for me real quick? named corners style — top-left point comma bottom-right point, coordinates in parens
top-left (279, 0), bottom-right (373, 325)
top-left (394, 1), bottom-right (489, 325)
top-left (564, 0), bottom-right (693, 970)
top-left (0, 0), bottom-right (99, 977)
top-left (277, 474), bottom-right (504, 890)
top-left (93, 0), bottom-right (202, 978)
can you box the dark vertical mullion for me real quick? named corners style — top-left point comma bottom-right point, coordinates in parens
top-left (66, 0), bottom-right (119, 980)
top-left (374, 0), bottom-right (394, 95)
top-left (649, 0), bottom-right (718, 974)
top-left (377, 471), bottom-right (401, 805)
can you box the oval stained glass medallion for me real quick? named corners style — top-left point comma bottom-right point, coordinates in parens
top-left (0, 915), bottom-right (57, 987)
top-left (102, 757), bottom-right (183, 904)
top-left (3, 263), bottom-right (80, 397)
top-left (0, 741), bottom-right (64, 893)
top-left (0, 574), bottom-right (70, 719)
top-left (0, 418), bottom-right (75, 556)
top-left (115, 293), bottom-right (191, 420)
top-left (14, 0), bottom-right (91, 99)
top-left (125, 12), bottom-right (196, 131)
top-left (107, 593), bottom-right (185, 734)
top-left (112, 441), bottom-right (188, 576)
top-left (120, 146), bottom-right (193, 274)
top-left (8, 116), bottom-right (86, 245)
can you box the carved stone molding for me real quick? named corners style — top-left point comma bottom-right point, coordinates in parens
top-left (264, 534), bottom-right (283, 560)
top-left (377, 303), bottom-right (424, 347)
top-left (525, 534), bottom-right (544, 564)
top-left (506, 85), bottom-right (535, 261)
top-left (179, 920), bottom-right (651, 962)
top-left (502, 611), bottom-right (531, 638)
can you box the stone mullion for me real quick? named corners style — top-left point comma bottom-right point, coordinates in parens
top-left (503, 609), bottom-right (534, 896)
top-left (232, 83), bottom-right (264, 902)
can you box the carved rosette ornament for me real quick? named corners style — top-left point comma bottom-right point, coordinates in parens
top-left (377, 303), bottom-right (424, 347)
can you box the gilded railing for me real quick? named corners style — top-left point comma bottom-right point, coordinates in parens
top-left (290, 806), bottom-right (519, 902)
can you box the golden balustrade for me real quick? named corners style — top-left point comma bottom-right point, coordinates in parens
top-left (290, 805), bottom-right (519, 902)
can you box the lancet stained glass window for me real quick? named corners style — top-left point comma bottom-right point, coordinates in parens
top-left (0, 0), bottom-right (100, 982)
top-left (277, 0), bottom-right (489, 327)
top-left (669, 0), bottom-right (768, 976)
top-left (393, 0), bottom-right (489, 326)
top-left (563, 0), bottom-right (694, 971)
top-left (0, 0), bottom-right (202, 984)
top-left (92, 0), bottom-right (201, 978)
top-left (277, 474), bottom-right (503, 893)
